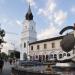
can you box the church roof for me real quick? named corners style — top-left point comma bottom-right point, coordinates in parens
top-left (29, 36), bottom-right (64, 45)
top-left (25, 5), bottom-right (33, 20)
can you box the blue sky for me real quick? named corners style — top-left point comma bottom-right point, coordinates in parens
top-left (0, 0), bottom-right (75, 53)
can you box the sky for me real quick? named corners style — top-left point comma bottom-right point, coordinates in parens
top-left (0, 0), bottom-right (75, 53)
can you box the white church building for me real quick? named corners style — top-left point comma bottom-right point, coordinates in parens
top-left (20, 5), bottom-right (75, 61)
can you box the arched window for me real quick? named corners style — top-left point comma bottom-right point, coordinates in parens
top-left (54, 54), bottom-right (57, 59)
top-left (36, 55), bottom-right (38, 59)
top-left (67, 53), bottom-right (70, 57)
top-left (24, 42), bottom-right (26, 48)
top-left (49, 54), bottom-right (53, 59)
top-left (59, 54), bottom-right (62, 59)
top-left (63, 53), bottom-right (66, 57)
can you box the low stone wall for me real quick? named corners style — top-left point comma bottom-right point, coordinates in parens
top-left (11, 67), bottom-right (59, 75)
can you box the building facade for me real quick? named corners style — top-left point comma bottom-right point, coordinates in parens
top-left (20, 5), bottom-right (37, 60)
top-left (20, 5), bottom-right (75, 61)
top-left (29, 34), bottom-right (75, 61)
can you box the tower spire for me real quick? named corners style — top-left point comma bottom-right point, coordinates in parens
top-left (25, 4), bottom-right (33, 20)
top-left (29, 2), bottom-right (30, 10)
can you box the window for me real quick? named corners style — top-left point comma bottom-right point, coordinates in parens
top-left (52, 42), bottom-right (55, 48)
top-left (54, 54), bottom-right (57, 59)
top-left (24, 43), bottom-right (26, 48)
top-left (63, 53), bottom-right (66, 57)
top-left (37, 45), bottom-right (40, 50)
top-left (43, 55), bottom-right (45, 61)
top-left (31, 46), bottom-right (33, 50)
top-left (59, 54), bottom-right (62, 58)
top-left (50, 54), bottom-right (53, 58)
top-left (44, 44), bottom-right (47, 49)
top-left (46, 55), bottom-right (48, 61)
top-left (49, 54), bottom-right (53, 59)
top-left (36, 55), bottom-right (38, 59)
top-left (67, 53), bottom-right (70, 57)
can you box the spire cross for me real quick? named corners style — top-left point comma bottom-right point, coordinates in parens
top-left (28, 2), bottom-right (31, 13)
top-left (29, 2), bottom-right (30, 9)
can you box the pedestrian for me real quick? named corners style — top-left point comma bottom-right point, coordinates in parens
top-left (0, 58), bottom-right (4, 72)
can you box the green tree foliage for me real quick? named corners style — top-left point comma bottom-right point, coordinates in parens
top-left (14, 51), bottom-right (20, 59)
top-left (9, 51), bottom-right (20, 59)
top-left (9, 52), bottom-right (14, 58)
top-left (0, 52), bottom-right (8, 60)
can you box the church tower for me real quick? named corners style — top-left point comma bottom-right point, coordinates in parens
top-left (20, 5), bottom-right (37, 60)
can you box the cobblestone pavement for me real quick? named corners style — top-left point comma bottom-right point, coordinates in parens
top-left (0, 62), bottom-right (13, 75)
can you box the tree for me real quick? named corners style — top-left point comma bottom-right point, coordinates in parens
top-left (0, 52), bottom-right (8, 60)
top-left (9, 52), bottom-right (14, 59)
top-left (14, 51), bottom-right (20, 59)
top-left (9, 50), bottom-right (20, 59)
top-left (23, 53), bottom-right (27, 61)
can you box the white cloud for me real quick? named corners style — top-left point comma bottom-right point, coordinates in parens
top-left (46, 0), bottom-right (56, 13)
top-left (0, 16), bottom-right (21, 54)
top-left (54, 10), bottom-right (67, 25)
top-left (37, 8), bottom-right (48, 16)
top-left (37, 0), bottom-right (68, 40)
top-left (26, 0), bottom-right (35, 6)
top-left (70, 6), bottom-right (75, 13)
top-left (16, 20), bottom-right (22, 26)
top-left (37, 23), bottom-right (59, 40)
top-left (37, 0), bottom-right (56, 17)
